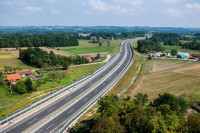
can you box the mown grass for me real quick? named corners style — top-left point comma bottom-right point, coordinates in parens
top-left (0, 50), bottom-right (31, 71)
top-left (164, 45), bottom-right (182, 51)
top-left (0, 63), bottom-right (104, 119)
top-left (128, 59), bottom-right (200, 102)
top-left (62, 46), bottom-right (114, 54)
top-left (59, 39), bottom-right (122, 54)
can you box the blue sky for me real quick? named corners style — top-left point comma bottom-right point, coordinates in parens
top-left (0, 0), bottom-right (200, 27)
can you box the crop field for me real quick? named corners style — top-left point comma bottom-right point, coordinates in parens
top-left (0, 50), bottom-right (30, 71)
top-left (124, 59), bottom-right (200, 101)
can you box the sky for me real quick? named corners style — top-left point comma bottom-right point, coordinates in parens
top-left (0, 0), bottom-right (200, 27)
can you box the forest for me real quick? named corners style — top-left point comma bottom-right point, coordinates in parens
top-left (137, 39), bottom-right (165, 53)
top-left (71, 93), bottom-right (200, 133)
top-left (0, 33), bottom-right (79, 48)
top-left (19, 47), bottom-right (89, 68)
top-left (182, 41), bottom-right (200, 50)
top-left (89, 31), bottom-right (145, 39)
top-left (149, 33), bottom-right (182, 46)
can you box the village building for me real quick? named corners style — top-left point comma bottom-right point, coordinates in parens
top-left (177, 54), bottom-right (187, 59)
top-left (6, 73), bottom-right (21, 85)
top-left (18, 70), bottom-right (32, 77)
top-left (177, 52), bottom-right (190, 57)
top-left (192, 54), bottom-right (200, 59)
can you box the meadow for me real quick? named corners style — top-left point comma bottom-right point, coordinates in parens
top-left (60, 39), bottom-right (122, 54)
top-left (163, 45), bottom-right (200, 54)
top-left (124, 59), bottom-right (200, 102)
top-left (0, 50), bottom-right (31, 71)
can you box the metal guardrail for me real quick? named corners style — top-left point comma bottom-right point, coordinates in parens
top-left (0, 53), bottom-right (119, 126)
top-left (59, 42), bottom-right (134, 133)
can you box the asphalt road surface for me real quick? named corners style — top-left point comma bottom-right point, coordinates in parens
top-left (0, 39), bottom-right (135, 133)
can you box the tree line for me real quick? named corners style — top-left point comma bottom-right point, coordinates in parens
top-left (137, 39), bottom-right (165, 53)
top-left (71, 93), bottom-right (200, 133)
top-left (182, 40), bottom-right (200, 50)
top-left (0, 33), bottom-right (79, 48)
top-left (19, 47), bottom-right (89, 68)
top-left (149, 33), bottom-right (182, 46)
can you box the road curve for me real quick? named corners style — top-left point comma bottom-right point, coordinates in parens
top-left (0, 39), bottom-right (137, 133)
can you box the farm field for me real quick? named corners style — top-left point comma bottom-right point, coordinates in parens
top-left (0, 50), bottom-right (31, 71)
top-left (163, 45), bottom-right (200, 54)
top-left (60, 39), bottom-right (122, 54)
top-left (0, 63), bottom-right (104, 119)
top-left (123, 59), bottom-right (200, 102)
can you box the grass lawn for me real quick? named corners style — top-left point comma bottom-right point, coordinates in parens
top-left (125, 59), bottom-right (200, 102)
top-left (0, 63), bottom-right (104, 119)
top-left (164, 45), bottom-right (182, 51)
top-left (62, 46), bottom-right (114, 54)
top-left (59, 39), bottom-right (122, 54)
top-left (0, 50), bottom-right (32, 71)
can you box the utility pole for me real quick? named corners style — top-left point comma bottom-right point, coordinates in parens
top-left (10, 84), bottom-right (13, 95)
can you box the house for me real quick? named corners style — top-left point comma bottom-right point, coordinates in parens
top-left (18, 70), bottom-right (32, 77)
top-left (32, 75), bottom-right (44, 81)
top-left (192, 54), bottom-right (200, 58)
top-left (6, 73), bottom-right (20, 85)
top-left (81, 55), bottom-right (91, 59)
top-left (177, 54), bottom-right (187, 59)
top-left (86, 57), bottom-right (92, 62)
top-left (177, 52), bottom-right (190, 57)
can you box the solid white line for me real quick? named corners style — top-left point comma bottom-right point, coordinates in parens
top-left (28, 118), bottom-right (37, 125)
top-left (48, 107), bottom-right (56, 112)
top-left (46, 123), bottom-right (54, 130)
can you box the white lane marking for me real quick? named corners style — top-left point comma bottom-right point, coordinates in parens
top-left (48, 107), bottom-right (56, 112)
top-left (28, 118), bottom-right (37, 125)
top-left (66, 97), bottom-right (71, 100)
top-left (83, 98), bottom-right (88, 102)
top-left (46, 123), bottom-right (54, 130)
top-left (68, 108), bottom-right (74, 114)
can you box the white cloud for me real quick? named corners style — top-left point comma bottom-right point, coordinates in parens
top-left (186, 3), bottom-right (200, 13)
top-left (46, 0), bottom-right (56, 3)
top-left (51, 9), bottom-right (60, 14)
top-left (1, 1), bottom-right (12, 5)
top-left (26, 6), bottom-right (43, 13)
top-left (88, 0), bottom-right (129, 14)
top-left (162, 8), bottom-right (181, 17)
top-left (88, 0), bottom-right (107, 11)
top-left (112, 0), bottom-right (143, 5)
top-left (159, 0), bottom-right (181, 4)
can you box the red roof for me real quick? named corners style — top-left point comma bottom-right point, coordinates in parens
top-left (81, 55), bottom-right (91, 58)
top-left (7, 73), bottom-right (20, 81)
top-left (18, 70), bottom-right (32, 76)
top-left (86, 57), bottom-right (92, 61)
top-left (192, 54), bottom-right (200, 57)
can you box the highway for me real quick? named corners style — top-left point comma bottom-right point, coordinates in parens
top-left (0, 39), bottom-right (136, 133)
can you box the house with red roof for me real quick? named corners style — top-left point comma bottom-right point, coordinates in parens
top-left (17, 70), bottom-right (32, 77)
top-left (6, 73), bottom-right (21, 85)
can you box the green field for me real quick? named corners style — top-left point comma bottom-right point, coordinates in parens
top-left (0, 63), bottom-right (104, 119)
top-left (62, 46), bottom-right (114, 54)
top-left (59, 39), bottom-right (122, 54)
top-left (164, 45), bottom-right (182, 51)
top-left (0, 50), bottom-right (31, 71)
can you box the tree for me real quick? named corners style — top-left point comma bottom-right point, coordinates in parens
top-left (171, 49), bottom-right (178, 56)
top-left (150, 93), bottom-right (187, 114)
top-left (133, 93), bottom-right (149, 106)
top-left (188, 114), bottom-right (200, 133)
top-left (96, 53), bottom-right (101, 59)
top-left (99, 42), bottom-right (102, 47)
top-left (12, 80), bottom-right (27, 94)
top-left (25, 78), bottom-right (34, 93)
top-left (62, 61), bottom-right (69, 70)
